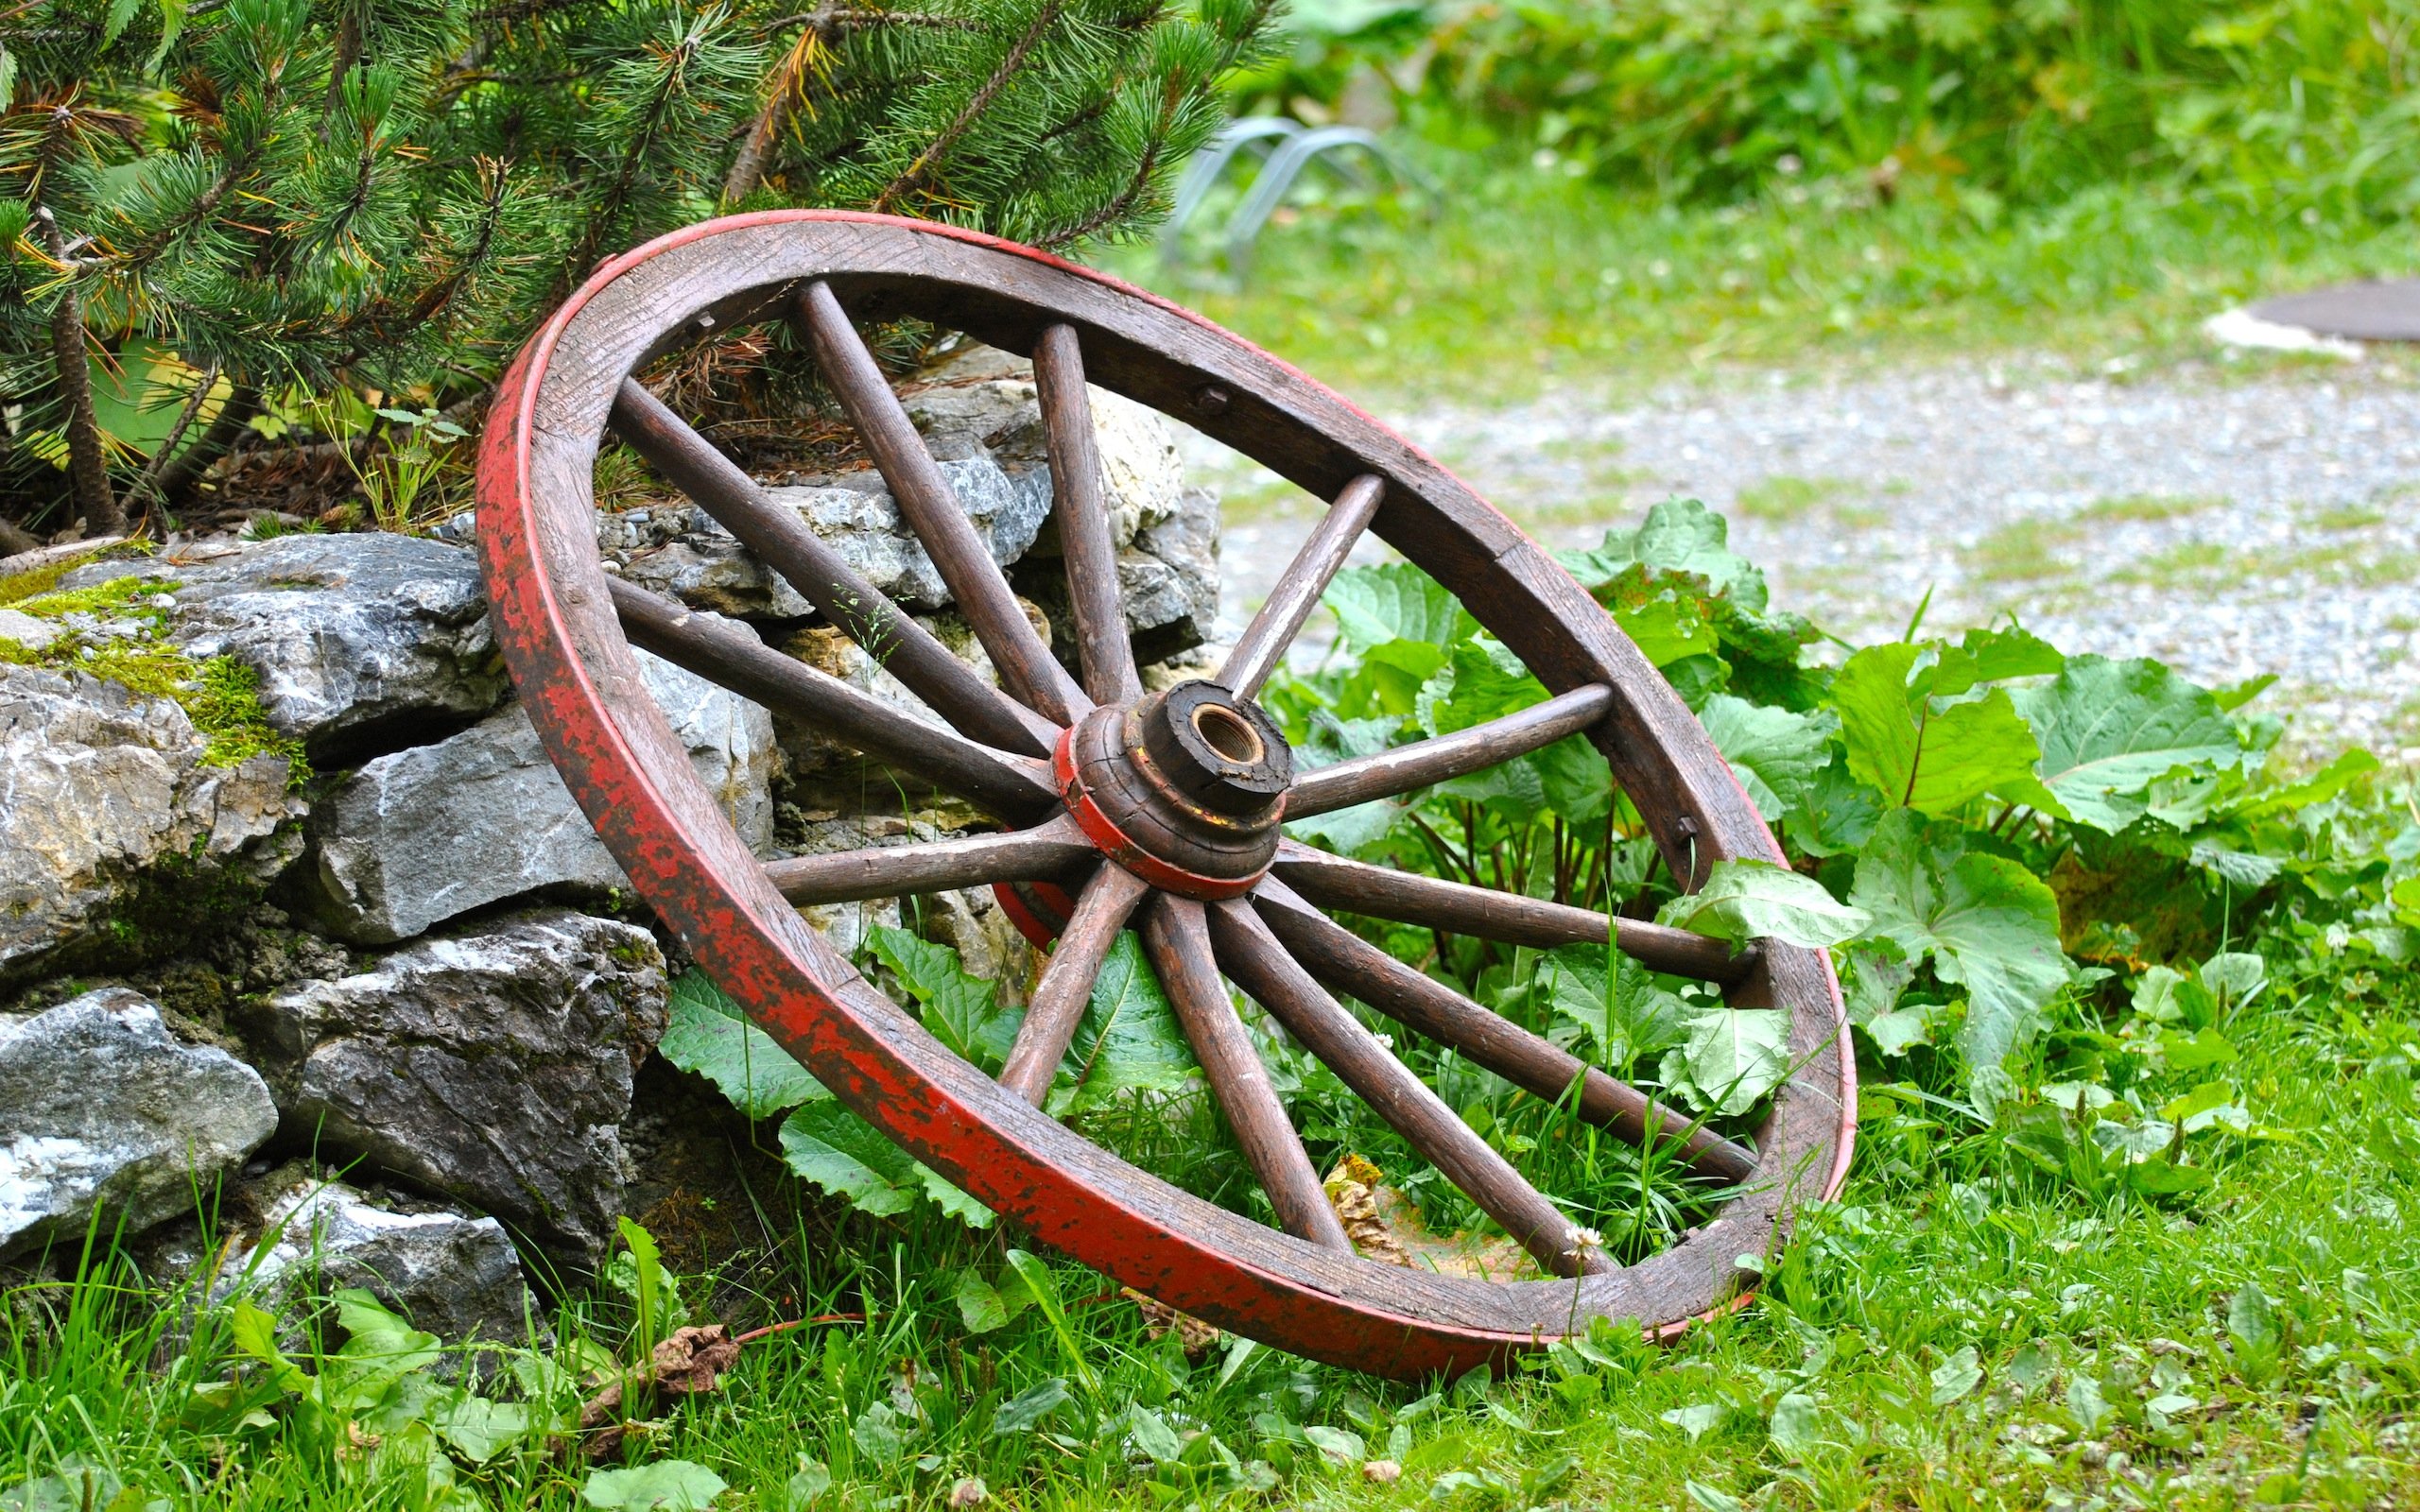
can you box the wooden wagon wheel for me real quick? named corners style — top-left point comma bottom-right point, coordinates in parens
top-left (476, 211), bottom-right (1855, 1380)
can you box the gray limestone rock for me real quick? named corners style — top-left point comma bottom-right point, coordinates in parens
top-left (0, 609), bottom-right (60, 652)
top-left (216, 1177), bottom-right (537, 1347)
top-left (1124, 484), bottom-right (1221, 662)
top-left (0, 664), bottom-right (301, 979)
top-left (249, 909), bottom-right (668, 1268)
top-left (62, 533), bottom-right (508, 759)
top-left (305, 645), bottom-right (776, 944)
top-left (627, 457), bottom-right (1052, 619)
top-left (0, 988), bottom-right (277, 1257)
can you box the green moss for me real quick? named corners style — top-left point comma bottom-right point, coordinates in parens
top-left (0, 574), bottom-right (309, 784)
top-left (0, 561), bottom-right (74, 605)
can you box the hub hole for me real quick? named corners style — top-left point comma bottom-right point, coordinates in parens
top-left (1193, 704), bottom-right (1263, 765)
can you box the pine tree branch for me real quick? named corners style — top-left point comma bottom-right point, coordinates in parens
top-left (151, 382), bottom-right (261, 504)
top-left (556, 17), bottom-right (715, 299)
top-left (754, 9), bottom-right (978, 36)
top-left (871, 0), bottom-right (1066, 214)
top-left (722, 26), bottom-right (827, 204)
top-left (323, 3), bottom-right (367, 123)
top-left (33, 206), bottom-right (122, 539)
top-left (123, 359), bottom-right (221, 519)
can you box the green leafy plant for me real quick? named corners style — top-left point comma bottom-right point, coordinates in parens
top-left (1243, 0), bottom-right (2420, 220)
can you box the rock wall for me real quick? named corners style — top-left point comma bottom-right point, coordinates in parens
top-left (0, 346), bottom-right (1219, 1336)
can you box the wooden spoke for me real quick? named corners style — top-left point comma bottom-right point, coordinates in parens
top-left (1218, 473), bottom-right (1384, 699)
top-left (998, 864), bottom-right (1152, 1104)
top-left (610, 378), bottom-right (1057, 757)
top-left (1251, 879), bottom-right (1756, 1185)
top-left (1205, 899), bottom-right (1611, 1280)
top-left (1288, 684), bottom-right (1615, 819)
top-left (762, 815), bottom-right (1095, 905)
top-left (1138, 895), bottom-right (1352, 1250)
top-left (610, 577), bottom-right (1059, 823)
top-left (1271, 840), bottom-right (1751, 985)
top-left (1032, 324), bottom-right (1142, 707)
top-left (797, 281), bottom-right (1091, 726)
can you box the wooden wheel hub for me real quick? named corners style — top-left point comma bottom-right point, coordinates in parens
top-left (1051, 680), bottom-right (1289, 902)
top-left (476, 211), bottom-right (1854, 1380)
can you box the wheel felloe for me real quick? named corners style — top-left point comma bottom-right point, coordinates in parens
top-left (479, 211), bottom-right (1853, 1379)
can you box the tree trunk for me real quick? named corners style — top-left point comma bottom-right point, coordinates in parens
top-left (35, 207), bottom-right (123, 540)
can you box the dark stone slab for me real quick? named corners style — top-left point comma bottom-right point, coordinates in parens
top-left (2251, 279), bottom-right (2420, 341)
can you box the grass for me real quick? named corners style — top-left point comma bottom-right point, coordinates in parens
top-left (1111, 162), bottom-right (2412, 404)
top-left (12, 144), bottom-right (2420, 1512)
top-left (9, 941), bottom-right (2420, 1508)
top-left (2079, 496), bottom-right (2223, 525)
top-left (1962, 521), bottom-right (2085, 586)
top-left (1732, 476), bottom-right (1850, 524)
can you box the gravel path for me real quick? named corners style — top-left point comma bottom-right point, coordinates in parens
top-left (1192, 353), bottom-right (2420, 760)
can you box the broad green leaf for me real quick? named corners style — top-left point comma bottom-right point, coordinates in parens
top-left (782, 1463), bottom-right (832, 1508)
top-left (915, 1163), bottom-right (994, 1228)
top-left (1952, 625), bottom-right (2066, 684)
top-left (2012, 656), bottom-right (2243, 832)
top-left (1660, 1401), bottom-right (1727, 1442)
top-left (1699, 695), bottom-right (1835, 822)
top-left (1530, 731), bottom-right (1614, 824)
top-left (1788, 753), bottom-right (1883, 857)
top-left (1839, 940), bottom-right (1912, 1025)
top-left (1612, 591), bottom-right (1720, 667)
top-left (2130, 964), bottom-right (2199, 1024)
top-left (228, 1300), bottom-right (311, 1394)
top-left (1129, 1407), bottom-right (1188, 1465)
top-left (1418, 636), bottom-right (1544, 736)
top-left (956, 1269), bottom-right (1031, 1333)
top-left (1766, 1392), bottom-right (1824, 1459)
top-left (1686, 1482), bottom-right (1748, 1512)
top-left (582, 1461), bottom-right (727, 1510)
top-left (2161, 1080), bottom-right (2243, 1131)
top-left (1285, 712), bottom-right (1409, 852)
top-left (2228, 1281), bottom-right (2280, 1383)
top-left (2158, 1026), bottom-right (2237, 1072)
top-left (1322, 562), bottom-right (1467, 653)
top-left (1863, 1003), bottom-right (1940, 1057)
top-left (1545, 947), bottom-right (1691, 1067)
top-left (1929, 1346), bottom-right (1982, 1405)
top-left (2227, 747), bottom-right (2378, 820)
top-left (866, 926), bottom-right (1011, 1070)
top-left (777, 1102), bottom-right (917, 1216)
top-left (1849, 811), bottom-right (2067, 1103)
top-left (2199, 951), bottom-right (2267, 1011)
top-left (1663, 1005), bottom-right (1790, 1117)
top-left (852, 1402), bottom-right (908, 1463)
top-left (1832, 643), bottom-right (2048, 816)
top-left (990, 1378), bottom-right (1071, 1435)
top-left (2067, 1374), bottom-right (2109, 1434)
top-left (1656, 858), bottom-right (1870, 949)
top-left (659, 969), bottom-right (826, 1118)
top-left (1300, 1424), bottom-right (1365, 1464)
top-left (430, 1390), bottom-right (533, 1465)
top-left (1052, 933), bottom-right (1197, 1113)
top-left (2189, 841), bottom-right (2282, 890)
top-left (1564, 499), bottom-right (1769, 610)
